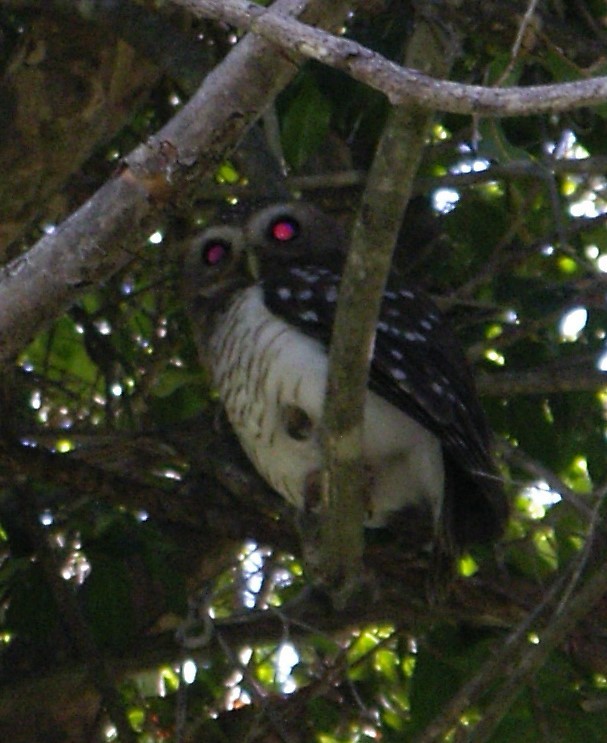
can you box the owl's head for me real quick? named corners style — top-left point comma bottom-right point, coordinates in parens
top-left (244, 203), bottom-right (347, 272)
top-left (183, 224), bottom-right (256, 313)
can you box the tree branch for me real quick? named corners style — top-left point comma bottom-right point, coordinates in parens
top-left (172, 0), bottom-right (607, 116)
top-left (414, 557), bottom-right (578, 743)
top-left (499, 439), bottom-right (594, 520)
top-left (470, 546), bottom-right (607, 742)
top-left (477, 365), bottom-right (607, 397)
top-left (416, 495), bottom-right (607, 743)
top-left (0, 0), bottom-right (351, 366)
top-left (417, 155), bottom-right (607, 192)
top-left (317, 18), bottom-right (453, 602)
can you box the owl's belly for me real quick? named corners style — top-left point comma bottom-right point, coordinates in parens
top-left (210, 287), bottom-right (444, 527)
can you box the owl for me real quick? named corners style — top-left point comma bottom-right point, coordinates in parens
top-left (184, 203), bottom-right (507, 554)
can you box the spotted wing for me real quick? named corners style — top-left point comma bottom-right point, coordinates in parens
top-left (262, 264), bottom-right (507, 544)
top-left (371, 284), bottom-right (492, 466)
top-left (262, 265), bottom-right (483, 444)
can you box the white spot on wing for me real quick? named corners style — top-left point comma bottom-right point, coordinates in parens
top-left (325, 285), bottom-right (338, 303)
top-left (291, 267), bottom-right (320, 283)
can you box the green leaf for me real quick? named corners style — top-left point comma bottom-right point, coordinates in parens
top-left (25, 316), bottom-right (98, 386)
top-left (280, 75), bottom-right (332, 170)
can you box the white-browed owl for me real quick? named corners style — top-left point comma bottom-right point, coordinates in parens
top-left (184, 202), bottom-right (508, 555)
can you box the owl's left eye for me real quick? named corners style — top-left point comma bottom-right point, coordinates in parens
top-left (269, 217), bottom-right (300, 243)
top-left (201, 240), bottom-right (231, 267)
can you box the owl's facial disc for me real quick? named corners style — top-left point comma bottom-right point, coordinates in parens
top-left (201, 239), bottom-right (231, 267)
top-left (245, 203), bottom-right (348, 271)
top-left (184, 225), bottom-right (251, 305)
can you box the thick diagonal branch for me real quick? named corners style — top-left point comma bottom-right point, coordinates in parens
top-left (0, 0), bottom-right (351, 366)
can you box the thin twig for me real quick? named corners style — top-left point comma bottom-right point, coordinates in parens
top-left (553, 480), bottom-right (607, 615)
top-left (477, 365), bottom-right (607, 398)
top-left (469, 548), bottom-right (607, 742)
top-left (174, 0), bottom-right (607, 116)
top-left (416, 482), bottom-right (607, 743)
top-left (194, 155), bottom-right (607, 201)
top-left (416, 154), bottom-right (607, 192)
top-left (498, 440), bottom-right (594, 520)
top-left (214, 629), bottom-right (298, 743)
top-left (495, 0), bottom-right (542, 85)
top-left (413, 560), bottom-right (578, 743)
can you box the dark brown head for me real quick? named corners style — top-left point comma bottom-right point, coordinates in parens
top-left (244, 203), bottom-right (347, 273)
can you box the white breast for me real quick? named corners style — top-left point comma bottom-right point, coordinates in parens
top-left (209, 286), bottom-right (444, 527)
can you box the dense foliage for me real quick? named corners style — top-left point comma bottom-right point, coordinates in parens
top-left (2, 1), bottom-right (607, 741)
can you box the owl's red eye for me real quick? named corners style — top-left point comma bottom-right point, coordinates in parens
top-left (202, 241), bottom-right (230, 266)
top-left (270, 218), bottom-right (299, 243)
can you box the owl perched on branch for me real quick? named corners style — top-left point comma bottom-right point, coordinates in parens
top-left (184, 203), bottom-right (507, 559)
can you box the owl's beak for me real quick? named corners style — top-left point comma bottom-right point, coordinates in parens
top-left (246, 248), bottom-right (261, 281)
